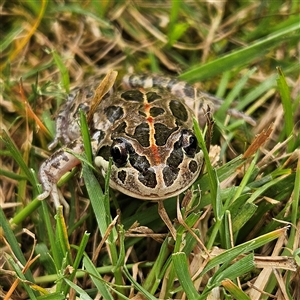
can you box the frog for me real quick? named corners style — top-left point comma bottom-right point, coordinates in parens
top-left (38, 74), bottom-right (255, 207)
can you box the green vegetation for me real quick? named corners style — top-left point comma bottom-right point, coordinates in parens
top-left (1, 1), bottom-right (299, 299)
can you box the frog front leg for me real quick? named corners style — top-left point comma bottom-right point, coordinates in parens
top-left (38, 139), bottom-right (84, 208)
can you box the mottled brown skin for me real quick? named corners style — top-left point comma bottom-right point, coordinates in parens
top-left (38, 74), bottom-right (255, 206)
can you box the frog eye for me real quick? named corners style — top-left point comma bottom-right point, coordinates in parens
top-left (181, 130), bottom-right (199, 157)
top-left (111, 138), bottom-right (129, 167)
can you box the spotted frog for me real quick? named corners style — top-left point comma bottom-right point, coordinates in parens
top-left (38, 74), bottom-right (255, 206)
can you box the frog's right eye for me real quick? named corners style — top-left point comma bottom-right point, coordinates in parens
top-left (111, 138), bottom-right (129, 167)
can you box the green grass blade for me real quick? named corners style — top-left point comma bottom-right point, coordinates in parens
top-left (71, 232), bottom-right (90, 274)
top-left (276, 67), bottom-right (294, 152)
top-left (51, 50), bottom-right (70, 93)
top-left (200, 254), bottom-right (255, 299)
top-left (246, 174), bottom-right (289, 204)
top-left (80, 109), bottom-right (93, 164)
top-left (180, 21), bottom-right (300, 82)
top-left (172, 252), bottom-right (200, 299)
top-left (82, 256), bottom-right (114, 300)
top-left (10, 198), bottom-right (40, 227)
top-left (193, 118), bottom-right (224, 249)
top-left (167, 1), bottom-right (189, 46)
top-left (81, 162), bottom-right (106, 232)
top-left (0, 168), bottom-right (27, 181)
top-left (215, 68), bottom-right (257, 121)
top-left (35, 243), bottom-right (56, 275)
top-left (51, 4), bottom-right (110, 27)
top-left (231, 152), bottom-right (258, 203)
top-left (221, 279), bottom-right (252, 300)
top-left (200, 227), bottom-right (287, 276)
top-left (193, 118), bottom-right (220, 215)
top-left (0, 207), bottom-right (34, 279)
top-left (216, 70), bottom-right (230, 98)
top-left (0, 26), bottom-right (23, 52)
top-left (40, 200), bottom-right (61, 272)
top-left (236, 74), bottom-right (277, 110)
top-left (214, 253), bottom-right (255, 284)
top-left (0, 130), bottom-right (36, 186)
top-left (82, 159), bottom-right (123, 291)
top-left (36, 292), bottom-right (65, 299)
top-left (142, 236), bottom-right (172, 292)
top-left (231, 202), bottom-right (257, 235)
top-left (123, 266), bottom-right (158, 300)
top-left (6, 254), bottom-right (37, 299)
top-left (63, 278), bottom-right (93, 300)
top-left (285, 153), bottom-right (300, 253)
top-left (55, 206), bottom-right (72, 265)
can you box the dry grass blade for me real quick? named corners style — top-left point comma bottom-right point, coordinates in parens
top-left (87, 70), bottom-right (118, 124)
top-left (243, 125), bottom-right (273, 158)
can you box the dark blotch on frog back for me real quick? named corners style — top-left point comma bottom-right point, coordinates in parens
top-left (138, 169), bottom-right (157, 188)
top-left (154, 123), bottom-right (177, 146)
top-left (129, 150), bottom-right (157, 188)
top-left (146, 91), bottom-right (162, 103)
top-left (121, 90), bottom-right (144, 102)
top-left (104, 106), bottom-right (124, 123)
top-left (131, 122), bottom-right (150, 147)
top-left (162, 166), bottom-right (179, 187)
top-left (149, 106), bottom-right (165, 117)
top-left (166, 140), bottom-right (183, 168)
top-left (162, 139), bottom-right (183, 186)
top-left (169, 100), bottom-right (188, 122)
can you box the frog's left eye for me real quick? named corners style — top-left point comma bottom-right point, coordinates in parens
top-left (111, 138), bottom-right (129, 167)
top-left (181, 130), bottom-right (199, 157)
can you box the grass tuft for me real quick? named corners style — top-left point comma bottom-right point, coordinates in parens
top-left (1, 1), bottom-right (299, 299)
